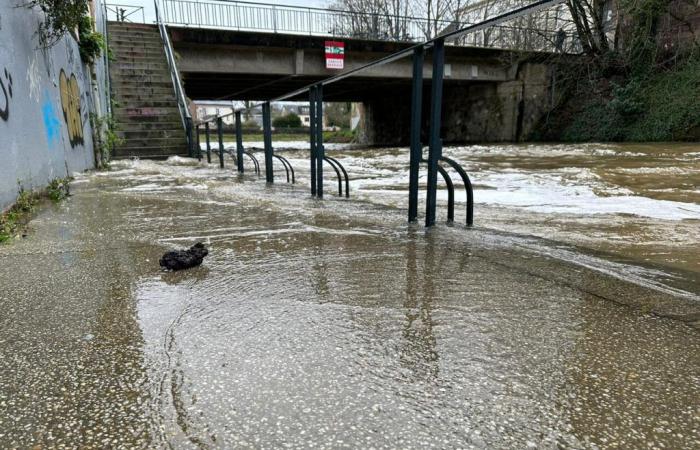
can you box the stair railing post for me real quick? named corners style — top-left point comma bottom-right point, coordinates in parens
top-left (195, 124), bottom-right (202, 161)
top-left (217, 117), bottom-right (225, 169)
top-left (186, 116), bottom-right (194, 158)
top-left (235, 111), bottom-right (244, 173)
top-left (309, 86), bottom-right (317, 196)
top-left (408, 46), bottom-right (424, 223)
top-left (205, 122), bottom-right (212, 163)
top-left (315, 84), bottom-right (324, 198)
top-left (425, 38), bottom-right (445, 227)
top-left (262, 102), bottom-right (274, 183)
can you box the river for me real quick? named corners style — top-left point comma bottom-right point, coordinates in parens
top-left (0, 142), bottom-right (697, 448)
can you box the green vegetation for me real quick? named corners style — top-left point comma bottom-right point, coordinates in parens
top-left (0, 190), bottom-right (38, 243)
top-left (78, 15), bottom-right (106, 65)
top-left (29, 0), bottom-right (88, 47)
top-left (1, 178), bottom-right (73, 243)
top-left (272, 113), bottom-right (302, 129)
top-left (536, 56), bottom-right (700, 141)
top-left (90, 112), bottom-right (122, 167)
top-left (47, 177), bottom-right (72, 202)
top-left (532, 0), bottom-right (699, 142)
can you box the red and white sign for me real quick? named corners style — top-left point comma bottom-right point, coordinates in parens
top-left (325, 41), bottom-right (345, 70)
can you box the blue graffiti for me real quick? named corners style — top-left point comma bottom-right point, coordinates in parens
top-left (42, 92), bottom-right (61, 148)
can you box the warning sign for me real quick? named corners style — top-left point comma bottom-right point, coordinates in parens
top-left (325, 41), bottom-right (345, 70)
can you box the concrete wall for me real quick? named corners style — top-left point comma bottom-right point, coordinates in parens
top-left (0, 1), bottom-right (98, 210)
top-left (356, 62), bottom-right (555, 146)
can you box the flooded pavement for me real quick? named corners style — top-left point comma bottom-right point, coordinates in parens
top-left (1, 143), bottom-right (699, 449)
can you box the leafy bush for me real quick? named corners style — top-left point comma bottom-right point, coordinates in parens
top-left (242, 119), bottom-right (260, 131)
top-left (273, 113), bottom-right (302, 129)
top-left (78, 15), bottom-right (105, 65)
top-left (28, 0), bottom-right (88, 47)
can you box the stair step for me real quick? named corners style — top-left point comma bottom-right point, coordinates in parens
top-left (115, 121), bottom-right (184, 130)
top-left (117, 136), bottom-right (188, 147)
top-left (115, 114), bottom-right (183, 124)
top-left (110, 60), bottom-right (170, 74)
top-left (109, 41), bottom-right (163, 50)
top-left (117, 129), bottom-right (186, 139)
top-left (107, 22), bottom-right (158, 31)
top-left (112, 78), bottom-right (175, 87)
top-left (112, 75), bottom-right (174, 85)
top-left (115, 100), bottom-right (181, 108)
top-left (113, 52), bottom-right (168, 60)
top-left (112, 146), bottom-right (189, 159)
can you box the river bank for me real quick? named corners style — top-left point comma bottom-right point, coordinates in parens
top-left (534, 56), bottom-right (700, 142)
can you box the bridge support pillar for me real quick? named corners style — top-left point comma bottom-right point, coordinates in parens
top-left (309, 87), bottom-right (317, 196)
top-left (425, 38), bottom-right (445, 227)
top-left (235, 111), bottom-right (244, 173)
top-left (216, 117), bottom-right (225, 169)
top-left (205, 122), bottom-right (212, 164)
top-left (408, 47), bottom-right (424, 223)
top-left (263, 101), bottom-right (274, 183)
top-left (314, 85), bottom-right (324, 198)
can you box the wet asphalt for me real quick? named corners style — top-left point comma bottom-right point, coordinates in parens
top-left (0, 156), bottom-right (698, 449)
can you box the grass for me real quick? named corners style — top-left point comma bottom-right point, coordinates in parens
top-left (0, 177), bottom-right (73, 243)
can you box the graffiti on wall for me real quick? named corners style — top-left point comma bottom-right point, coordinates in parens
top-left (42, 90), bottom-right (61, 149)
top-left (0, 68), bottom-right (13, 122)
top-left (59, 69), bottom-right (83, 147)
top-left (27, 55), bottom-right (41, 102)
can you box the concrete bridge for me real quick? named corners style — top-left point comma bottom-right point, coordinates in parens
top-left (168, 26), bottom-right (559, 144)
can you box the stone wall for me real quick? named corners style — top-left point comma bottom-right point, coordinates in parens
top-left (355, 62), bottom-right (555, 146)
top-left (0, 1), bottom-right (100, 210)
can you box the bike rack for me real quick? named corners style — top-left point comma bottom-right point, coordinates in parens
top-left (437, 165), bottom-right (455, 223)
top-left (242, 150), bottom-right (261, 175)
top-left (323, 156), bottom-right (350, 198)
top-left (272, 154), bottom-right (295, 184)
top-left (439, 156), bottom-right (473, 226)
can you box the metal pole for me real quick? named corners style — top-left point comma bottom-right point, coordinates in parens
top-left (425, 38), bottom-right (444, 227)
top-left (235, 111), bottom-right (244, 173)
top-left (263, 102), bottom-right (274, 183)
top-left (309, 86), bottom-right (317, 196)
top-left (186, 117), bottom-right (194, 158)
top-left (196, 124), bottom-right (202, 161)
top-left (205, 122), bottom-right (212, 163)
top-left (315, 85), bottom-right (324, 198)
top-left (408, 47), bottom-right (424, 223)
top-left (217, 117), bottom-right (225, 168)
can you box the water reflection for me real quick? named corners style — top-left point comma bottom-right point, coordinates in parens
top-left (400, 237), bottom-right (439, 382)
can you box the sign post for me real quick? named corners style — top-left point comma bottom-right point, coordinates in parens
top-left (325, 41), bottom-right (345, 70)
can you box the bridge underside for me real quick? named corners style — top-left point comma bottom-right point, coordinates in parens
top-left (182, 73), bottom-right (478, 102)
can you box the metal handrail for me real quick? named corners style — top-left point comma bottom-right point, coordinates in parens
top-left (161, 0), bottom-right (454, 42)
top-left (105, 4), bottom-right (145, 22)
top-left (154, 0), bottom-right (191, 134)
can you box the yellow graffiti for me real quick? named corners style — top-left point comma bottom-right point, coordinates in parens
top-left (59, 70), bottom-right (83, 146)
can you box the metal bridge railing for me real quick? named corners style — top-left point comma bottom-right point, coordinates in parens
top-left (161, 0), bottom-right (452, 42)
top-left (159, 0), bottom-right (578, 52)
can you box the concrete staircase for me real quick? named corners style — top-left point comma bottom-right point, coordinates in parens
top-left (108, 22), bottom-right (188, 159)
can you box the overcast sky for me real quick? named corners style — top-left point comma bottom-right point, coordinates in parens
top-left (108, 0), bottom-right (331, 23)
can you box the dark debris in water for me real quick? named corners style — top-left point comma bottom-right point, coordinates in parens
top-left (159, 242), bottom-right (209, 271)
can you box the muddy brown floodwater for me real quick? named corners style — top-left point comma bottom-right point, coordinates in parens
top-left (0, 142), bottom-right (698, 449)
